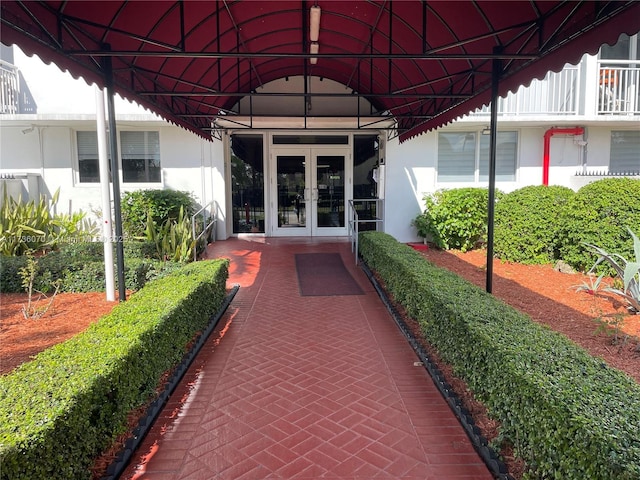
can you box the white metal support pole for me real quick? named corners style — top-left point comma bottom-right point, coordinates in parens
top-left (103, 47), bottom-right (127, 301)
top-left (95, 85), bottom-right (115, 301)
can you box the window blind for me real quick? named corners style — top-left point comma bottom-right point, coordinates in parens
top-left (437, 132), bottom-right (476, 182)
top-left (610, 131), bottom-right (640, 173)
top-left (479, 132), bottom-right (517, 181)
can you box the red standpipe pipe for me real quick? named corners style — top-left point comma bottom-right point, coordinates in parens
top-left (543, 127), bottom-right (585, 186)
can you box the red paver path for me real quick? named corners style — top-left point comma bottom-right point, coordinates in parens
top-left (122, 238), bottom-right (492, 480)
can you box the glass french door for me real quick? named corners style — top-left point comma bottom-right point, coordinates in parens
top-left (271, 148), bottom-right (350, 236)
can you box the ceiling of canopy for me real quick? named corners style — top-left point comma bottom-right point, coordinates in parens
top-left (1, 1), bottom-right (639, 142)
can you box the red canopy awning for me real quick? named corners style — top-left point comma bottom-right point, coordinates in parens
top-left (2, 1), bottom-right (639, 141)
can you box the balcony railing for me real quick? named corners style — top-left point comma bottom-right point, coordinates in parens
top-left (471, 61), bottom-right (640, 117)
top-left (597, 61), bottom-right (640, 115)
top-left (472, 66), bottom-right (580, 116)
top-left (0, 59), bottom-right (37, 114)
top-left (0, 60), bottom-right (19, 114)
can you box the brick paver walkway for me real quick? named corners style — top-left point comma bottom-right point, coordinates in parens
top-left (122, 238), bottom-right (492, 479)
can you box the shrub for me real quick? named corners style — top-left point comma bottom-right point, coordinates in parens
top-left (414, 188), bottom-right (499, 251)
top-left (0, 243), bottom-right (168, 293)
top-left (558, 178), bottom-right (640, 273)
top-left (0, 255), bottom-right (27, 292)
top-left (58, 240), bottom-right (160, 261)
top-left (145, 207), bottom-right (195, 263)
top-left (0, 259), bottom-right (229, 480)
top-left (494, 185), bottom-right (574, 264)
top-left (359, 231), bottom-right (640, 480)
top-left (57, 241), bottom-right (105, 260)
top-left (584, 227), bottom-right (640, 313)
top-left (0, 189), bottom-right (98, 256)
top-left (121, 189), bottom-right (196, 238)
top-left (61, 259), bottom-right (182, 292)
top-left (123, 240), bottom-right (159, 259)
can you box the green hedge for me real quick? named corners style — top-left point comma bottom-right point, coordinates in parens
top-left (56, 241), bottom-right (159, 261)
top-left (558, 178), bottom-right (640, 273)
top-left (0, 243), bottom-right (174, 293)
top-left (0, 259), bottom-right (229, 480)
top-left (0, 255), bottom-right (25, 292)
top-left (494, 185), bottom-right (575, 264)
top-left (359, 232), bottom-right (640, 480)
top-left (121, 189), bottom-right (196, 238)
top-left (414, 187), bottom-right (500, 252)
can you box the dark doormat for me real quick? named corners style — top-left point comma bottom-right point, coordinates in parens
top-left (295, 253), bottom-right (364, 296)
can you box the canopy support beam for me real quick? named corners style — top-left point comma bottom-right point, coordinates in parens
top-left (486, 47), bottom-right (502, 294)
top-left (104, 47), bottom-right (127, 301)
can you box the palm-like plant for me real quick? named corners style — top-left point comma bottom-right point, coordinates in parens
top-left (584, 227), bottom-right (640, 313)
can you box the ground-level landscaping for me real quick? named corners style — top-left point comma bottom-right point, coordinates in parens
top-left (360, 231), bottom-right (640, 480)
top-left (0, 260), bottom-right (229, 480)
top-left (420, 247), bottom-right (640, 383)
top-left (2, 249), bottom-right (638, 381)
top-left (2, 234), bottom-right (639, 479)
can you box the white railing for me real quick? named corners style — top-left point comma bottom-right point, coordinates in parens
top-left (0, 59), bottom-right (37, 114)
top-left (0, 60), bottom-right (19, 114)
top-left (348, 198), bottom-right (384, 264)
top-left (472, 66), bottom-right (580, 116)
top-left (191, 201), bottom-right (217, 261)
top-left (597, 61), bottom-right (640, 115)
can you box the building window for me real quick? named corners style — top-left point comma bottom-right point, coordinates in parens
top-left (437, 131), bottom-right (517, 182)
top-left (77, 131), bottom-right (101, 183)
top-left (121, 131), bottom-right (161, 183)
top-left (76, 130), bottom-right (161, 183)
top-left (610, 131), bottom-right (640, 174)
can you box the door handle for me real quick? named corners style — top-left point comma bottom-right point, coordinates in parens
top-left (312, 188), bottom-right (319, 201)
top-left (304, 188), bottom-right (310, 202)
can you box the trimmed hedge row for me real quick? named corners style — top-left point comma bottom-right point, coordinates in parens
top-left (359, 232), bottom-right (640, 480)
top-left (415, 178), bottom-right (640, 272)
top-left (0, 259), bottom-right (229, 480)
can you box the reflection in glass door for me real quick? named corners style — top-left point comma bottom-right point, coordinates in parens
top-left (271, 148), bottom-right (350, 236)
top-left (314, 154), bottom-right (345, 231)
top-left (275, 154), bottom-right (310, 234)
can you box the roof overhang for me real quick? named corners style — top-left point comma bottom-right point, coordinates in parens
top-left (214, 115), bottom-right (396, 131)
top-left (1, 1), bottom-right (638, 142)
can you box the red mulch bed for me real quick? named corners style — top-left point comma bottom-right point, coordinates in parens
top-left (1, 292), bottom-right (119, 375)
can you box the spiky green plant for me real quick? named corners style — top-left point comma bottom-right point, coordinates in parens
top-left (584, 227), bottom-right (640, 313)
top-left (0, 189), bottom-right (56, 255)
top-left (0, 188), bottom-right (99, 255)
top-left (145, 206), bottom-right (195, 263)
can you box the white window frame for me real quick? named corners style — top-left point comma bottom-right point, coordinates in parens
top-left (120, 131), bottom-right (162, 184)
top-left (436, 130), bottom-right (518, 183)
top-left (74, 130), bottom-right (163, 185)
